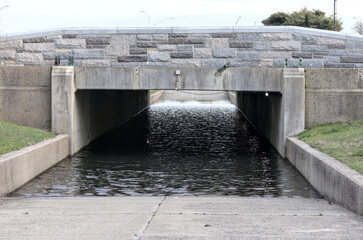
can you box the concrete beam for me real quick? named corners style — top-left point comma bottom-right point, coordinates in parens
top-left (75, 67), bottom-right (283, 92)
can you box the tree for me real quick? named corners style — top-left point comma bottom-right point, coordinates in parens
top-left (353, 20), bottom-right (363, 35)
top-left (262, 8), bottom-right (343, 31)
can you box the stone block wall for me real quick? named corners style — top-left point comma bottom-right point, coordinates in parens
top-left (1, 27), bottom-right (363, 68)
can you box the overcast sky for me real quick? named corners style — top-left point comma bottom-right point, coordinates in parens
top-left (0, 0), bottom-right (361, 35)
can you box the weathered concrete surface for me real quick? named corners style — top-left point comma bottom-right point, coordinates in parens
top-left (286, 137), bottom-right (363, 216)
top-left (0, 66), bottom-right (52, 130)
top-left (52, 67), bottom-right (149, 154)
top-left (237, 68), bottom-right (305, 156)
top-left (0, 135), bottom-right (68, 197)
top-left (155, 90), bottom-right (230, 103)
top-left (75, 67), bottom-right (283, 92)
top-left (305, 68), bottom-right (363, 128)
top-left (0, 197), bottom-right (362, 239)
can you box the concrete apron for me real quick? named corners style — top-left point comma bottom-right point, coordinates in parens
top-left (51, 66), bottom-right (305, 157)
top-left (0, 196), bottom-right (362, 239)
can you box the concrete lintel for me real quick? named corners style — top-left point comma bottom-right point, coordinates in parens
top-left (75, 67), bottom-right (283, 92)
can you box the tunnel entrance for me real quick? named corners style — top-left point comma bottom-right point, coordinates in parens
top-left (11, 92), bottom-right (318, 198)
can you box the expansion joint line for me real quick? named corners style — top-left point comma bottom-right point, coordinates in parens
top-left (134, 196), bottom-right (167, 240)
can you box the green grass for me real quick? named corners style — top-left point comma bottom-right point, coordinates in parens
top-left (0, 121), bottom-right (55, 156)
top-left (150, 90), bottom-right (160, 95)
top-left (298, 120), bottom-right (363, 174)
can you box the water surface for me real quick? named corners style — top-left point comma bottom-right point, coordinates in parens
top-left (11, 102), bottom-right (320, 198)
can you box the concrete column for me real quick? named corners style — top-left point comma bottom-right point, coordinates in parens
top-left (279, 68), bottom-right (305, 155)
top-left (51, 66), bottom-right (76, 154)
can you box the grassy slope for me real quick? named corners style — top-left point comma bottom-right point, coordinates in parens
top-left (0, 121), bottom-right (55, 156)
top-left (298, 120), bottom-right (363, 174)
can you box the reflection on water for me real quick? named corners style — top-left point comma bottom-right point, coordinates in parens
top-left (11, 102), bottom-right (320, 198)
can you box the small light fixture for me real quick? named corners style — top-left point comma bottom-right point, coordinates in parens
top-left (265, 92), bottom-right (269, 97)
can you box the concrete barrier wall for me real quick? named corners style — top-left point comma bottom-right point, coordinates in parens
top-left (0, 135), bottom-right (68, 197)
top-left (286, 137), bottom-right (363, 216)
top-left (0, 66), bottom-right (52, 130)
top-left (305, 69), bottom-right (363, 128)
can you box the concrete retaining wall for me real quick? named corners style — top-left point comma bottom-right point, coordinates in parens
top-left (0, 66), bottom-right (52, 130)
top-left (1, 27), bottom-right (363, 68)
top-left (305, 68), bottom-right (363, 128)
top-left (0, 135), bottom-right (68, 197)
top-left (286, 137), bottom-right (363, 216)
top-left (150, 90), bottom-right (164, 105)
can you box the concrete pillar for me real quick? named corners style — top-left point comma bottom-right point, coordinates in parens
top-left (51, 66), bottom-right (76, 154)
top-left (279, 68), bottom-right (305, 155)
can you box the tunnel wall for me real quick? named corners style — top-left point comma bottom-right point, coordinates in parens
top-left (52, 67), bottom-right (149, 154)
top-left (0, 66), bottom-right (52, 130)
top-left (73, 90), bottom-right (149, 153)
top-left (237, 92), bottom-right (282, 150)
top-left (236, 69), bottom-right (305, 156)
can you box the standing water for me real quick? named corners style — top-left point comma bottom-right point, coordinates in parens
top-left (11, 95), bottom-right (320, 198)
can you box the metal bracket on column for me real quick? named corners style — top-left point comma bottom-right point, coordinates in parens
top-left (284, 58), bottom-right (289, 68)
top-left (214, 62), bottom-right (231, 77)
top-left (54, 56), bottom-right (60, 66)
top-left (298, 58), bottom-right (303, 68)
top-left (68, 56), bottom-right (74, 66)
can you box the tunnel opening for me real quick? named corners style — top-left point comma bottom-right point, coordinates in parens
top-left (10, 89), bottom-right (319, 198)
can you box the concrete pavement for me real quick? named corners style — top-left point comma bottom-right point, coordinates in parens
top-left (1, 197), bottom-right (363, 239)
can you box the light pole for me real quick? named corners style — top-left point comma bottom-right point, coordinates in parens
top-left (333, 0), bottom-right (337, 31)
top-left (0, 5), bottom-right (9, 12)
top-left (153, 18), bottom-right (174, 26)
top-left (141, 10), bottom-right (151, 27)
top-left (233, 16), bottom-right (241, 32)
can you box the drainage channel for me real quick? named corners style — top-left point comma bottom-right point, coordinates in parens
top-left (10, 101), bottom-right (320, 198)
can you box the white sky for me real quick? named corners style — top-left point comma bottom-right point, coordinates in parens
top-left (0, 0), bottom-right (362, 34)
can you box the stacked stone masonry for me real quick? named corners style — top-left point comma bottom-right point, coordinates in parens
top-left (1, 27), bottom-right (363, 68)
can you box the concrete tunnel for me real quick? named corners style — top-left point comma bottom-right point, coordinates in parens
top-left (51, 66), bottom-right (305, 157)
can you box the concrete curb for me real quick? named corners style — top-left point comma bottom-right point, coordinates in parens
top-left (150, 90), bottom-right (165, 105)
top-left (0, 135), bottom-right (69, 196)
top-left (286, 137), bottom-right (363, 216)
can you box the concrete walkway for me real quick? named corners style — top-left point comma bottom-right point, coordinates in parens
top-left (1, 197), bottom-right (363, 239)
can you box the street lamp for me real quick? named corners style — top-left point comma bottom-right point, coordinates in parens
top-left (0, 5), bottom-right (9, 11)
top-left (153, 18), bottom-right (174, 26)
top-left (333, 0), bottom-right (337, 31)
top-left (233, 16), bottom-right (241, 32)
top-left (141, 10), bottom-right (151, 27)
